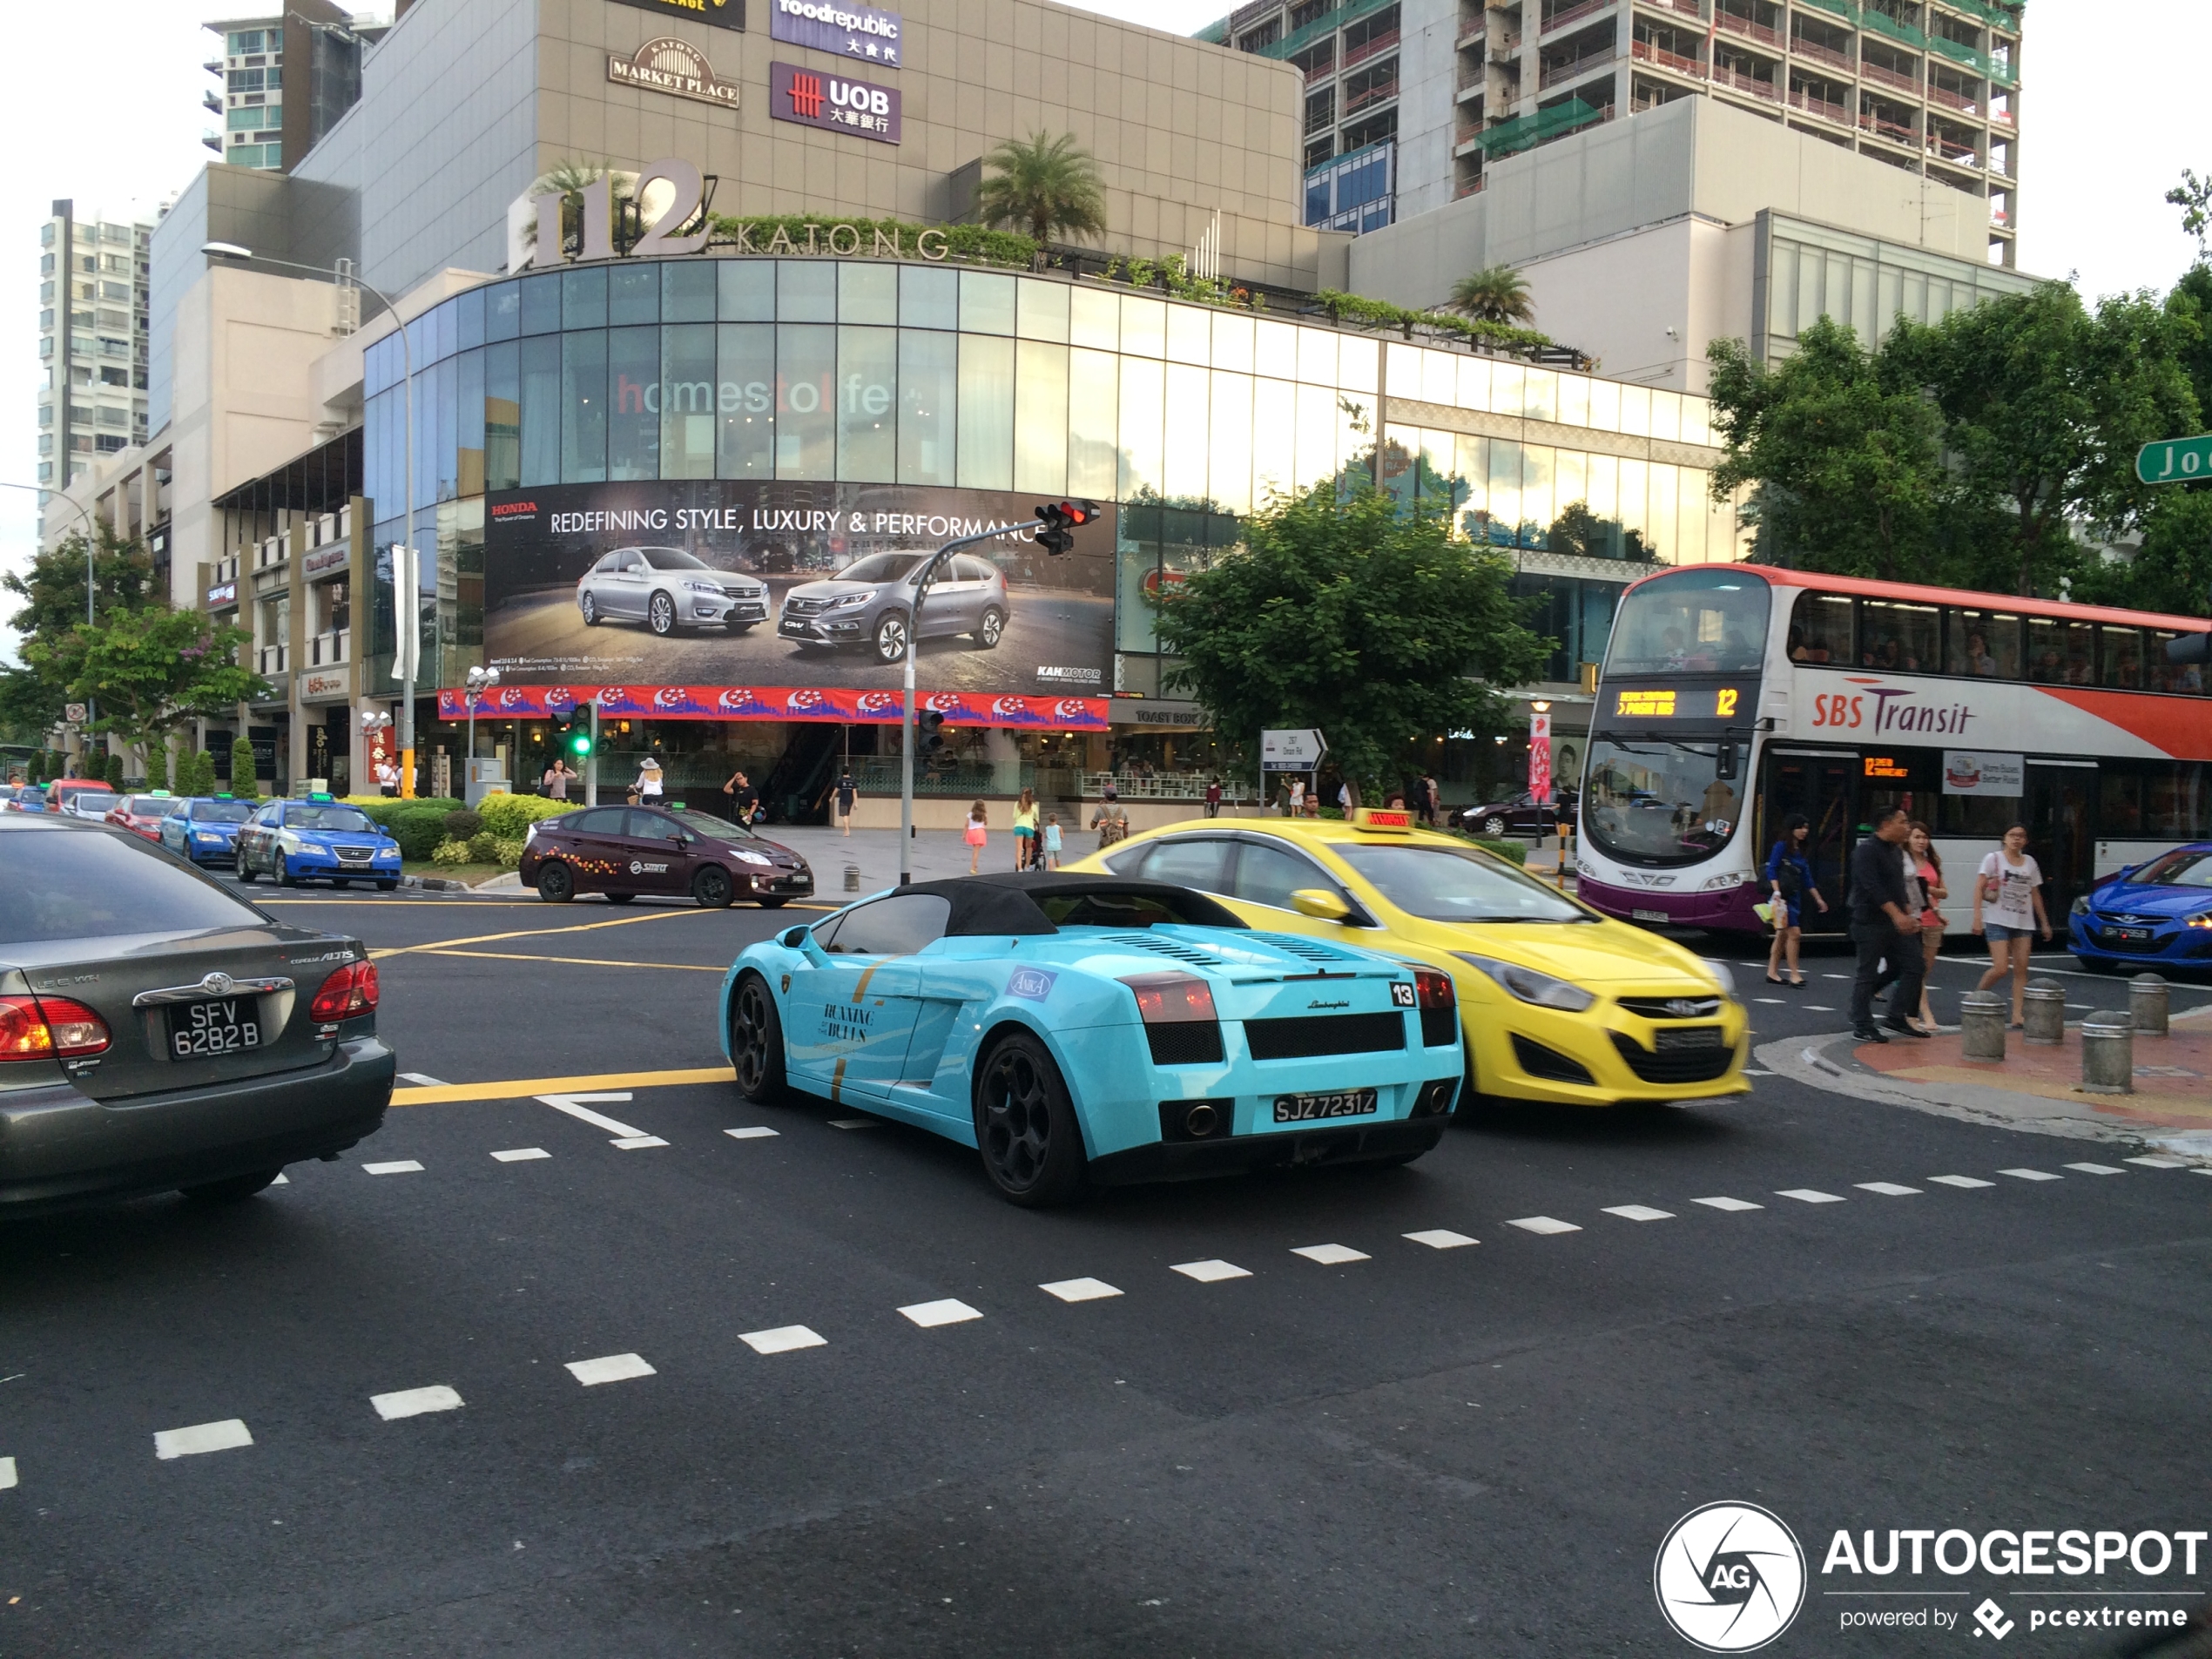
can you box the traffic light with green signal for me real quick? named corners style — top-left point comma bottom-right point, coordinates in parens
top-left (562, 701), bottom-right (597, 760)
top-left (1033, 499), bottom-right (1100, 556)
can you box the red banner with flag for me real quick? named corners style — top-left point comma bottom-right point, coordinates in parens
top-left (437, 684), bottom-right (1110, 730)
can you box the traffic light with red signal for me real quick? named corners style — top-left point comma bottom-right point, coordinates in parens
top-left (1033, 499), bottom-right (1100, 556)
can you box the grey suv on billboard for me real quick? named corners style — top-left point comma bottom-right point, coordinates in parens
top-left (576, 546), bottom-right (770, 636)
top-left (779, 551), bottom-right (1008, 663)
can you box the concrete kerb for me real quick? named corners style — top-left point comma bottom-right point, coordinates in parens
top-left (1757, 1019), bottom-right (2212, 1163)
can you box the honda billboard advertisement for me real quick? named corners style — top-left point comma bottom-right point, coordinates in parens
top-left (481, 482), bottom-right (1115, 722)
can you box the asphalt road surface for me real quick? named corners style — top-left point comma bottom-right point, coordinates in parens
top-left (3, 893), bottom-right (2209, 1657)
top-left (486, 583), bottom-right (1114, 694)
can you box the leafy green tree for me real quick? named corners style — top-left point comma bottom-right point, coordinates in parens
top-left (0, 526), bottom-right (161, 735)
top-left (231, 737), bottom-right (261, 799)
top-left (2168, 170), bottom-right (2212, 262)
top-left (188, 748), bottom-right (220, 799)
top-left (972, 132), bottom-right (1108, 246)
top-left (26, 606), bottom-right (266, 772)
top-left (1148, 484), bottom-right (1550, 792)
top-left (1707, 318), bottom-right (1945, 582)
top-left (1886, 283), bottom-right (2198, 597)
top-left (103, 752), bottom-right (126, 790)
top-left (1447, 264), bottom-right (1535, 327)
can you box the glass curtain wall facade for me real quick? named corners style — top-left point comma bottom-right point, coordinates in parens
top-left (361, 257), bottom-right (1742, 698)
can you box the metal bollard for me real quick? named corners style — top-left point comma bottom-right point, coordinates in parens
top-left (1959, 991), bottom-right (2007, 1062)
top-left (2131, 973), bottom-right (2169, 1037)
top-left (2079, 1010), bottom-right (2134, 1095)
top-left (2021, 979), bottom-right (2067, 1045)
top-left (843, 864), bottom-right (861, 893)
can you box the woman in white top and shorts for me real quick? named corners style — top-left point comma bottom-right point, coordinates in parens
top-left (1972, 823), bottom-right (2051, 1028)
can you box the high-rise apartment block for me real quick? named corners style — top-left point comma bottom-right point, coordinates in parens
top-left (1204, 0), bottom-right (2021, 267)
top-left (202, 3), bottom-right (383, 175)
top-left (37, 201), bottom-right (152, 506)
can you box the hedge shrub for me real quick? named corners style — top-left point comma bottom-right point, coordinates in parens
top-left (444, 809), bottom-right (483, 840)
top-left (475, 792), bottom-right (570, 839)
top-left (1470, 836), bottom-right (1527, 866)
top-left (388, 806), bottom-right (455, 861)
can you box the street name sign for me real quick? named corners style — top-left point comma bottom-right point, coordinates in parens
top-left (1261, 729), bottom-right (1327, 772)
top-left (2137, 434), bottom-right (2212, 484)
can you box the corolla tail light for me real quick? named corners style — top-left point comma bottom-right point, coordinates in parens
top-left (309, 960), bottom-right (381, 1022)
top-left (1120, 972), bottom-right (1224, 1066)
top-left (0, 995), bottom-right (111, 1061)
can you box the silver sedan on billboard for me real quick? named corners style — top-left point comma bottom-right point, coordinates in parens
top-left (576, 546), bottom-right (770, 637)
top-left (778, 552), bottom-right (1009, 663)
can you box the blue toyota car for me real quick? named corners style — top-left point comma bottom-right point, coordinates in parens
top-left (2070, 843), bottom-right (2212, 974)
top-left (158, 795), bottom-right (257, 866)
top-left (721, 873), bottom-right (1465, 1206)
top-left (234, 796), bottom-right (402, 889)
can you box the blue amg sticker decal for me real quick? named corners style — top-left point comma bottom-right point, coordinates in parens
top-left (1007, 967), bottom-right (1057, 1001)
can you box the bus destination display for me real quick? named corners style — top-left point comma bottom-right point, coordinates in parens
top-left (1610, 685), bottom-right (1744, 721)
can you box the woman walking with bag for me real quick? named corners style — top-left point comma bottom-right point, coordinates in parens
top-left (1905, 821), bottom-right (1948, 1029)
top-left (1764, 813), bottom-right (1827, 986)
top-left (1973, 823), bottom-right (2049, 1028)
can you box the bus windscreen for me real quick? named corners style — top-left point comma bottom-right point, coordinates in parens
top-left (1584, 735), bottom-right (1744, 866)
top-left (1604, 570), bottom-right (1770, 677)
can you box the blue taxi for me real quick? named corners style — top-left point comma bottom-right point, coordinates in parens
top-left (158, 795), bottom-right (259, 866)
top-left (234, 795), bottom-right (401, 889)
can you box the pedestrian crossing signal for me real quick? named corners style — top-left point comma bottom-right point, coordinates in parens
top-left (1033, 499), bottom-right (1100, 556)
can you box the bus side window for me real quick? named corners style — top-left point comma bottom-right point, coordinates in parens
top-left (1949, 608), bottom-right (2020, 678)
top-left (1791, 590), bottom-right (1851, 665)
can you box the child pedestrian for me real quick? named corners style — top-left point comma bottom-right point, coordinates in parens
top-left (964, 799), bottom-right (988, 873)
top-left (1042, 812), bottom-right (1063, 870)
top-left (1013, 787), bottom-right (1038, 871)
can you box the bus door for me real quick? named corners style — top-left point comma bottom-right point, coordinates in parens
top-left (1760, 748), bottom-right (1853, 934)
top-left (2025, 760), bottom-right (2097, 925)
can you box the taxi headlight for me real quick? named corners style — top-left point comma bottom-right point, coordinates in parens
top-left (2187, 909), bottom-right (2212, 930)
top-left (2071, 894), bottom-right (2092, 917)
top-left (1452, 954), bottom-right (1595, 1013)
top-left (1702, 958), bottom-right (1736, 996)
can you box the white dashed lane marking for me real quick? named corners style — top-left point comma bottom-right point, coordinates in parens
top-left (537, 1092), bottom-right (653, 1145)
top-left (490, 1148), bottom-right (550, 1163)
top-left (1804, 1004), bottom-right (1837, 1011)
top-left (1928, 1175), bottom-right (1995, 1189)
top-left (154, 1420), bottom-right (253, 1460)
top-left (1507, 1216), bottom-right (1581, 1235)
top-left (741, 1325), bottom-right (828, 1355)
top-left (898, 1299), bottom-right (982, 1328)
top-left (566, 1353), bottom-right (656, 1386)
top-left (397, 1072), bottom-right (446, 1087)
top-left (725, 1126), bottom-right (779, 1140)
top-left (1291, 1244), bottom-right (1370, 1264)
top-left (1602, 1204), bottom-right (1675, 1222)
top-left (1040, 1278), bottom-right (1123, 1302)
top-left (1855, 1182), bottom-right (1921, 1197)
top-left (2000, 1168), bottom-right (2063, 1181)
top-left (1777, 1189), bottom-right (1846, 1204)
top-left (1404, 1229), bottom-right (1478, 1250)
top-left (0, 1455), bottom-right (16, 1490)
top-left (362, 1161), bottom-right (423, 1176)
top-left (2064, 1162), bottom-right (2127, 1176)
top-left (611, 1135), bottom-right (669, 1150)
top-left (371, 1386), bottom-right (463, 1421)
top-left (1171, 1259), bottom-right (1252, 1283)
top-left (2126, 1156), bottom-right (2187, 1169)
top-left (1693, 1197), bottom-right (1764, 1211)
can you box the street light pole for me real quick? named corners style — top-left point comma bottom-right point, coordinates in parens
top-left (202, 243), bottom-right (418, 798)
top-left (897, 528), bottom-right (1007, 887)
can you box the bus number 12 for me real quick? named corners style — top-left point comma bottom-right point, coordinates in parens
top-left (1716, 688), bottom-right (1740, 719)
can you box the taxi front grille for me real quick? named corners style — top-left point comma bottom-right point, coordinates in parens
top-left (1616, 995), bottom-right (1723, 1021)
top-left (1244, 1012), bottom-right (1405, 1061)
top-left (1609, 1031), bottom-right (1734, 1083)
top-left (334, 845), bottom-right (375, 862)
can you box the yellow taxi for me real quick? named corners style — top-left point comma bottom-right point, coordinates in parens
top-left (1067, 808), bottom-right (1749, 1111)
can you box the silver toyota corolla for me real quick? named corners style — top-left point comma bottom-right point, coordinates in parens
top-left (576, 546), bottom-right (770, 637)
top-left (777, 551), bottom-right (1009, 663)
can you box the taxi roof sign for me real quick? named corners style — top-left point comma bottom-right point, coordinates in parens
top-left (1352, 808), bottom-right (1413, 833)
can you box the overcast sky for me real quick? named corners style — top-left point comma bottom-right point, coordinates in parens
top-left (3, 0), bottom-right (2204, 664)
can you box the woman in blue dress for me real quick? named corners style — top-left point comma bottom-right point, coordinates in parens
top-left (1764, 813), bottom-right (1829, 986)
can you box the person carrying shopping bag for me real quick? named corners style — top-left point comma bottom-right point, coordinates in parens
top-left (1763, 813), bottom-right (1828, 986)
top-left (1972, 823), bottom-right (2050, 1028)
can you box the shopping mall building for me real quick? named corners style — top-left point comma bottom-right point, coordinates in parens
top-left (53, 0), bottom-right (1745, 819)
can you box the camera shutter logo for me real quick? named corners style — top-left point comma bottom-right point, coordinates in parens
top-left (1653, 1502), bottom-right (1806, 1652)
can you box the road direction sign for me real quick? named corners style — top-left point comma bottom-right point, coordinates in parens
top-left (1261, 728), bottom-right (1327, 772)
top-left (2137, 435), bottom-right (2212, 484)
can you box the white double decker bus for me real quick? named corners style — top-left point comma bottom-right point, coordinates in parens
top-left (1574, 565), bottom-right (2212, 939)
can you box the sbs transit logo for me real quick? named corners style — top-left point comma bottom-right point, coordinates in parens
top-left (1655, 1502), bottom-right (1807, 1652)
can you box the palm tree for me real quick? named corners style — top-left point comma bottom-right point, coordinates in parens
top-left (1448, 264), bottom-right (1536, 327)
top-left (972, 132), bottom-right (1109, 246)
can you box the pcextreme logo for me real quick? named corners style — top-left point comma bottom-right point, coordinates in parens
top-left (1655, 1502), bottom-right (1808, 1652)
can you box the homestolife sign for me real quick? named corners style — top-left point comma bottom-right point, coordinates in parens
top-left (607, 37), bottom-right (740, 108)
top-left (771, 0), bottom-right (902, 64)
top-left (770, 63), bottom-right (901, 143)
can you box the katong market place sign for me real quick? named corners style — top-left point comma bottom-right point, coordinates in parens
top-left (607, 37), bottom-right (740, 109)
